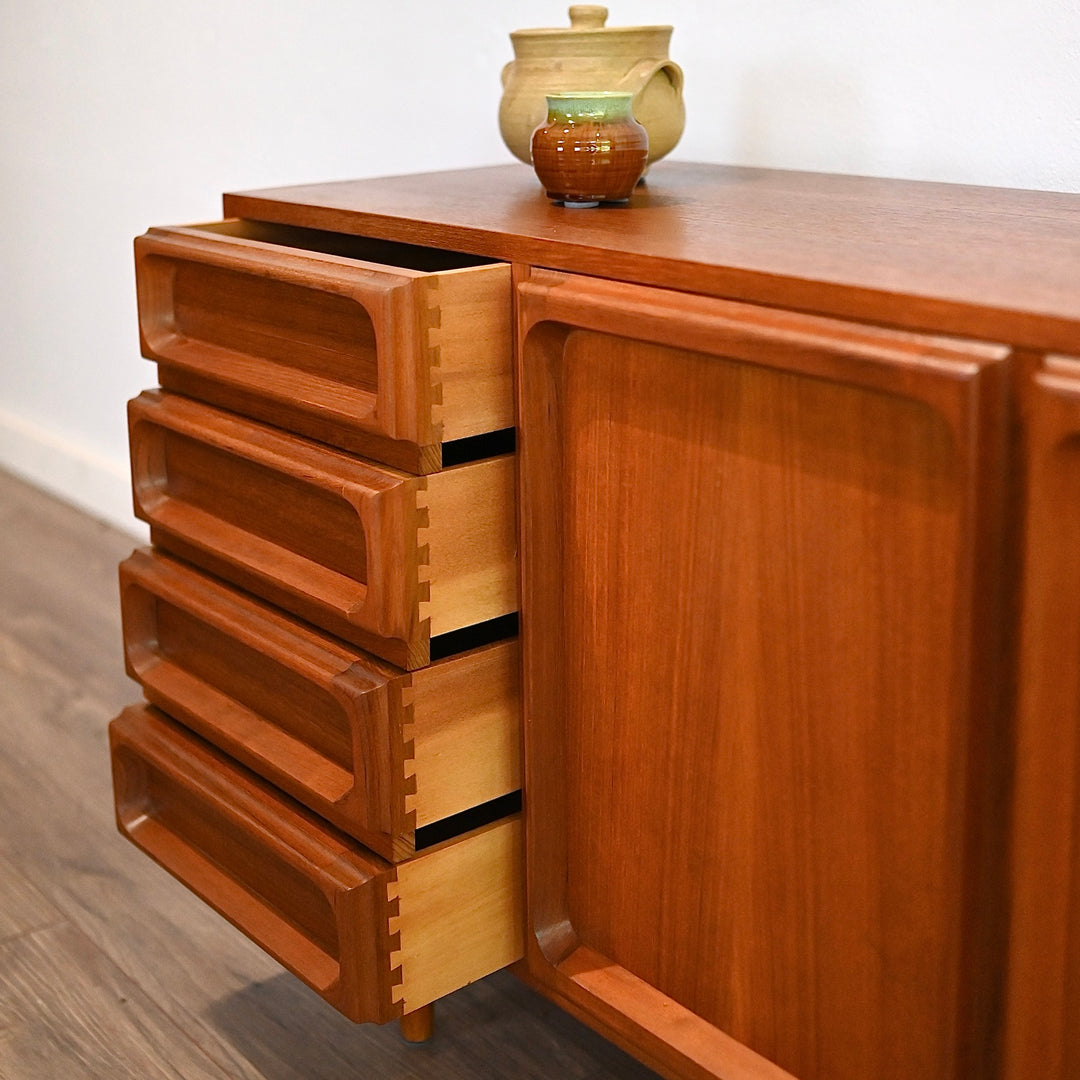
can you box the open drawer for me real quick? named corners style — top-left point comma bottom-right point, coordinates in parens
top-left (128, 390), bottom-right (517, 671)
top-left (135, 220), bottom-right (512, 474)
top-left (109, 705), bottom-right (523, 1024)
top-left (120, 548), bottom-right (521, 862)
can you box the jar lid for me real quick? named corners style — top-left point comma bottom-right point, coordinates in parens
top-left (511, 5), bottom-right (672, 40)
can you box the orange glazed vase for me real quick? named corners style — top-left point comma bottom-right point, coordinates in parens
top-left (530, 92), bottom-right (648, 208)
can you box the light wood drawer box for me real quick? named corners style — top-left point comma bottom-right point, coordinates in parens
top-left (128, 390), bottom-right (517, 671)
top-left (109, 704), bottom-right (523, 1025)
top-left (135, 220), bottom-right (512, 474)
top-left (120, 548), bottom-right (521, 862)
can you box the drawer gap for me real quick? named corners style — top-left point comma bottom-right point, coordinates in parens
top-left (197, 219), bottom-right (499, 272)
top-left (413, 790), bottom-right (522, 852)
top-left (440, 427), bottom-right (516, 467)
top-left (430, 613), bottom-right (519, 662)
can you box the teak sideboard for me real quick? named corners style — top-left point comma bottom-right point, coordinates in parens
top-left (110, 162), bottom-right (1080, 1080)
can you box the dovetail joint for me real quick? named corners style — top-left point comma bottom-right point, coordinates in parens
top-left (387, 876), bottom-right (405, 1006)
top-left (400, 681), bottom-right (419, 830)
top-left (423, 277), bottom-right (445, 441)
top-left (415, 482), bottom-right (433, 615)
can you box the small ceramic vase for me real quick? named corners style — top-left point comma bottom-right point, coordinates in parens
top-left (500, 6), bottom-right (684, 168)
top-left (530, 92), bottom-right (648, 208)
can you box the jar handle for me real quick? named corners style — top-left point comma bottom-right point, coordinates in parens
top-left (501, 60), bottom-right (514, 89)
top-left (617, 58), bottom-right (684, 98)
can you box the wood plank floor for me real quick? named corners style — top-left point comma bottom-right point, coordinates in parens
top-left (0, 467), bottom-right (658, 1080)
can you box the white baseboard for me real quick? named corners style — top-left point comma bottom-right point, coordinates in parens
top-left (0, 405), bottom-right (147, 540)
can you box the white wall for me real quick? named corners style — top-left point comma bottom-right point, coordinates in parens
top-left (2, 0), bottom-right (1078, 534)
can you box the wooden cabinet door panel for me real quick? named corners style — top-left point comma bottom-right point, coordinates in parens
top-left (1004, 355), bottom-right (1080, 1080)
top-left (516, 270), bottom-right (1011, 1080)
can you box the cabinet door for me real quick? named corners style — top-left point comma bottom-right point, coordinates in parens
top-left (516, 269), bottom-right (1011, 1080)
top-left (1004, 354), bottom-right (1080, 1080)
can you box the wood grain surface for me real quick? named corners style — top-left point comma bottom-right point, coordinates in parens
top-left (409, 638), bottom-right (521, 828)
top-left (120, 548), bottom-right (520, 861)
top-left (111, 703), bottom-right (396, 1025)
top-left (0, 855), bottom-right (63, 940)
top-left (224, 162), bottom-right (1080, 355)
top-left (128, 390), bottom-right (516, 670)
top-left (137, 221), bottom-right (512, 474)
top-left (516, 269), bottom-right (1012, 1080)
top-left (211, 161), bottom-right (1080, 1079)
top-left (0, 921), bottom-right (235, 1080)
top-left (0, 465), bottom-right (657, 1079)
top-left (110, 704), bottom-right (524, 1025)
top-left (1004, 355), bottom-right (1080, 1078)
top-left (389, 816), bottom-right (524, 1013)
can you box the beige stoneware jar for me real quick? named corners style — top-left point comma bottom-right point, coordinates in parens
top-left (499, 5), bottom-right (685, 168)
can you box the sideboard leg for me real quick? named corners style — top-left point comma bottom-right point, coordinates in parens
top-left (399, 1004), bottom-right (434, 1043)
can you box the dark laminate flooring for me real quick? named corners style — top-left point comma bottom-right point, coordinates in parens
top-left (0, 467), bottom-right (658, 1080)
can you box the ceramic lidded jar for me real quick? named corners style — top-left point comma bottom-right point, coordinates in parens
top-left (500, 5), bottom-right (684, 168)
top-left (531, 92), bottom-right (649, 207)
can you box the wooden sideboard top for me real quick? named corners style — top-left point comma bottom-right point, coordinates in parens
top-left (225, 162), bottom-right (1080, 353)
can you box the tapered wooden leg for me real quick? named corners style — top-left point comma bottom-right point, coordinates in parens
top-left (399, 1004), bottom-right (434, 1043)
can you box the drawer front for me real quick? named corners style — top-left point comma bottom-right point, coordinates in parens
top-left (109, 705), bottom-right (524, 1023)
top-left (135, 221), bottom-right (512, 473)
top-left (120, 548), bottom-right (521, 862)
top-left (128, 391), bottom-right (517, 670)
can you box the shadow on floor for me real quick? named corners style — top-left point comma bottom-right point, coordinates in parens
top-left (205, 968), bottom-right (659, 1080)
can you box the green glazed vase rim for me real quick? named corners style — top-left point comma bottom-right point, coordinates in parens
top-left (544, 91), bottom-right (635, 121)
